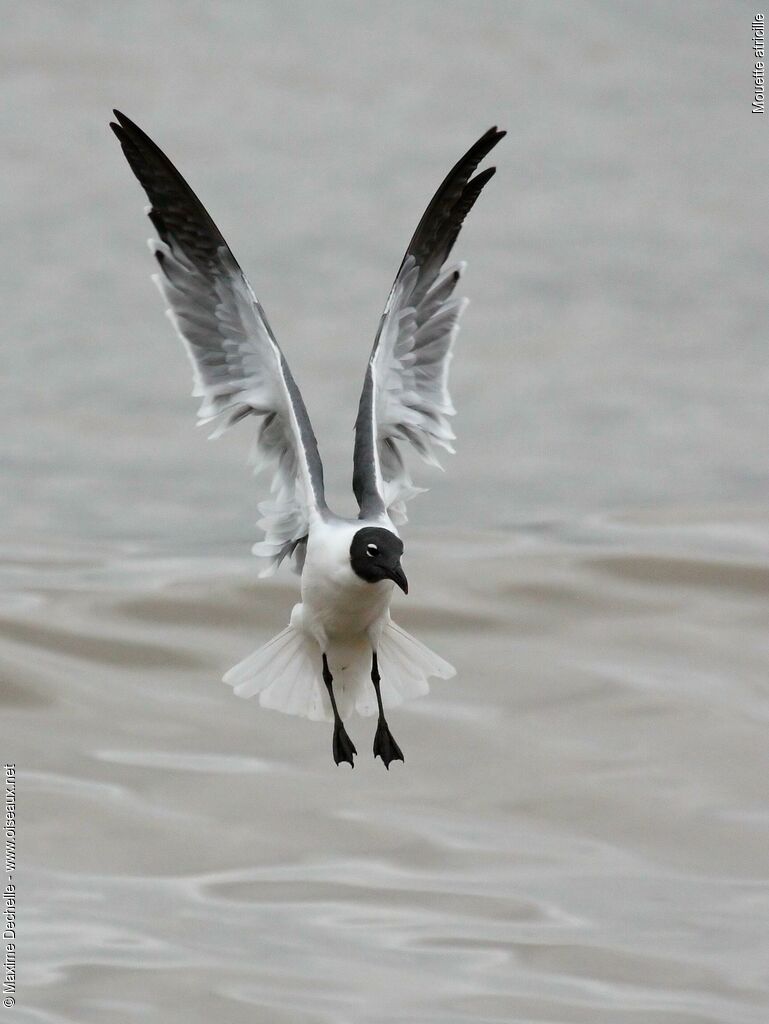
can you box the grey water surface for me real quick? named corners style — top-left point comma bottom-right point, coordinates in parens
top-left (2, 3), bottom-right (768, 1022)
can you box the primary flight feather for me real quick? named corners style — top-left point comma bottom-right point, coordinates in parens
top-left (111, 111), bottom-right (504, 767)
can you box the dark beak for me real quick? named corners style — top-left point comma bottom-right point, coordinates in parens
top-left (388, 562), bottom-right (409, 595)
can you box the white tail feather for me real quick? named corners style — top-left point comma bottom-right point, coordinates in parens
top-left (223, 618), bottom-right (455, 722)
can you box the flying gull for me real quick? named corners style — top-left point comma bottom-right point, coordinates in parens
top-left (111, 111), bottom-right (504, 767)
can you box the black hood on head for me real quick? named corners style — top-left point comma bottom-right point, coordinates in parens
top-left (350, 527), bottom-right (408, 593)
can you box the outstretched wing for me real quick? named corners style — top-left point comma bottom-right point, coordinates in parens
top-left (111, 110), bottom-right (326, 575)
top-left (352, 127), bottom-right (505, 524)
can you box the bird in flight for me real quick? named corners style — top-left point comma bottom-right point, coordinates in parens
top-left (111, 111), bottom-right (504, 768)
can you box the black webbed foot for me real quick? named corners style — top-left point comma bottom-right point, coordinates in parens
top-left (332, 720), bottom-right (357, 767)
top-left (373, 718), bottom-right (404, 769)
top-left (323, 652), bottom-right (356, 767)
top-left (370, 651), bottom-right (404, 768)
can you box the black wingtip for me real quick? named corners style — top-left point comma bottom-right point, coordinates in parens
top-left (404, 125), bottom-right (505, 268)
top-left (109, 108), bottom-right (232, 266)
top-left (465, 166), bottom-right (497, 199)
top-left (478, 127), bottom-right (506, 159)
top-left (478, 125), bottom-right (506, 148)
top-left (109, 109), bottom-right (133, 141)
top-left (473, 165), bottom-right (497, 185)
top-left (110, 110), bottom-right (152, 148)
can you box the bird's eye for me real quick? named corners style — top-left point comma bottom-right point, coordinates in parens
top-left (366, 543), bottom-right (378, 557)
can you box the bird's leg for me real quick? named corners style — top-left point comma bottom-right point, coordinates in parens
top-left (322, 653), bottom-right (356, 767)
top-left (371, 652), bottom-right (404, 769)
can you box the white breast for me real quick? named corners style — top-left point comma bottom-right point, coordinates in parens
top-left (300, 518), bottom-right (395, 643)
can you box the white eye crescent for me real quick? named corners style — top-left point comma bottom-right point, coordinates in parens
top-left (366, 543), bottom-right (378, 557)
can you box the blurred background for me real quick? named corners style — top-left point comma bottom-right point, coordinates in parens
top-left (2, 3), bottom-right (768, 1023)
top-left (4, 0), bottom-right (767, 543)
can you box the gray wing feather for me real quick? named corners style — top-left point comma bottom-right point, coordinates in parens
top-left (111, 111), bottom-right (325, 575)
top-left (353, 127), bottom-right (505, 523)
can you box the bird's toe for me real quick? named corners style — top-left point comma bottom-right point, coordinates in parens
top-left (332, 721), bottom-right (357, 767)
top-left (373, 718), bottom-right (404, 769)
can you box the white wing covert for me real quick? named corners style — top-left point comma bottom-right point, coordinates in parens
top-left (111, 111), bottom-right (326, 575)
top-left (352, 127), bottom-right (505, 524)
